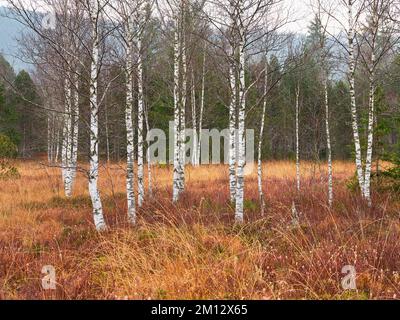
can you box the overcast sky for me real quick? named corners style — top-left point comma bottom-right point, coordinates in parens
top-left (0, 0), bottom-right (317, 31)
top-left (0, 0), bottom-right (349, 71)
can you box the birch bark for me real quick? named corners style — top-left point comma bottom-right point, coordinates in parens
top-left (137, 34), bottom-right (145, 207)
top-left (364, 50), bottom-right (376, 207)
top-left (295, 84), bottom-right (300, 192)
top-left (197, 46), bottom-right (206, 166)
top-left (145, 103), bottom-right (153, 196)
top-left (47, 114), bottom-right (52, 163)
top-left (235, 37), bottom-right (246, 223)
top-left (62, 76), bottom-right (73, 198)
top-left (324, 79), bottom-right (333, 207)
top-left (173, 23), bottom-right (182, 202)
top-left (70, 71), bottom-right (80, 191)
top-left (191, 70), bottom-right (198, 166)
top-left (179, 21), bottom-right (187, 194)
top-left (229, 58), bottom-right (237, 204)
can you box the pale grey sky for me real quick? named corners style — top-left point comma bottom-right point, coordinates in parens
top-left (0, 0), bottom-right (316, 31)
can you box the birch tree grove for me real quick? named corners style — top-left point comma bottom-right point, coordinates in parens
top-left (2, 0), bottom-right (400, 301)
top-left (4, 0), bottom-right (400, 236)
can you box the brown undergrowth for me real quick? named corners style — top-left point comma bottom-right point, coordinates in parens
top-left (0, 161), bottom-right (399, 300)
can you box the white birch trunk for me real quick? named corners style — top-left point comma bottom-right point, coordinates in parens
top-left (191, 70), bottom-right (198, 166)
top-left (179, 25), bottom-right (187, 194)
top-left (137, 35), bottom-right (145, 207)
top-left (364, 51), bottom-right (376, 207)
top-left (88, 1), bottom-right (106, 231)
top-left (105, 102), bottom-right (110, 163)
top-left (229, 55), bottom-right (237, 204)
top-left (62, 76), bottom-right (73, 198)
top-left (173, 25), bottom-right (182, 203)
top-left (47, 114), bottom-right (52, 163)
top-left (70, 71), bottom-right (80, 192)
top-left (324, 79), bottom-right (333, 207)
top-left (145, 104), bottom-right (153, 196)
top-left (235, 38), bottom-right (246, 223)
top-left (50, 113), bottom-right (56, 163)
top-left (197, 46), bottom-right (206, 166)
top-left (125, 17), bottom-right (136, 224)
top-left (55, 125), bottom-right (60, 164)
top-left (258, 60), bottom-right (267, 216)
top-left (295, 85), bottom-right (300, 192)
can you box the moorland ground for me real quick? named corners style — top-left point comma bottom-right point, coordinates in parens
top-left (0, 160), bottom-right (399, 299)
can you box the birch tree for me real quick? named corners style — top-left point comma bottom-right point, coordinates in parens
top-left (206, 0), bottom-right (286, 221)
top-left (62, 72), bottom-right (73, 197)
top-left (86, 0), bottom-right (107, 231)
top-left (256, 8), bottom-right (289, 215)
top-left (322, 0), bottom-right (368, 199)
top-left (136, 1), bottom-right (148, 208)
top-left (6, 0), bottom-right (86, 199)
top-left (191, 69), bottom-right (198, 165)
top-left (111, 0), bottom-right (151, 220)
top-left (196, 42), bottom-right (207, 167)
top-left (257, 57), bottom-right (267, 215)
top-left (324, 79), bottom-right (333, 206)
top-left (235, 20), bottom-right (246, 222)
top-left (125, 12), bottom-right (136, 224)
top-left (160, 0), bottom-right (189, 203)
top-left (172, 9), bottom-right (185, 202)
top-left (326, 0), bottom-right (395, 203)
top-left (295, 83), bottom-right (300, 192)
top-left (228, 46), bottom-right (237, 204)
top-left (313, 1), bottom-right (333, 206)
top-left (347, 0), bottom-right (366, 198)
top-left (360, 0), bottom-right (396, 206)
top-left (115, 1), bottom-right (138, 224)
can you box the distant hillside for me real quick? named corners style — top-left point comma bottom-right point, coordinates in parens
top-left (0, 6), bottom-right (29, 72)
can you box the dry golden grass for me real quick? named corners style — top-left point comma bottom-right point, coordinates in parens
top-left (0, 160), bottom-right (399, 300)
